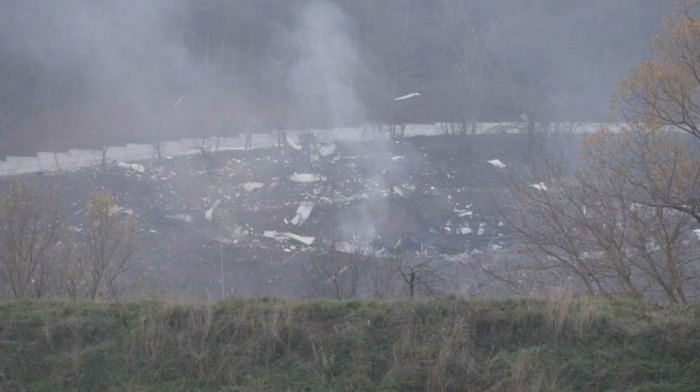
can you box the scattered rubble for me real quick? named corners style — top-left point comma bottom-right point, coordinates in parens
top-left (3, 133), bottom-right (531, 299)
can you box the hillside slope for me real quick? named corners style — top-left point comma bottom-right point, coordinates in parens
top-left (0, 296), bottom-right (698, 391)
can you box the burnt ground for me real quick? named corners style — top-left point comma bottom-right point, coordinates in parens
top-left (0, 133), bottom-right (544, 300)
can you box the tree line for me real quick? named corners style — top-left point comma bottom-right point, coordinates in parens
top-left (481, 1), bottom-right (700, 303)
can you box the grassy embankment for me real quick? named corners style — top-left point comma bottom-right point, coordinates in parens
top-left (0, 294), bottom-right (698, 391)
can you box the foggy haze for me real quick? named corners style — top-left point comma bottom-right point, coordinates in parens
top-left (287, 1), bottom-right (364, 127)
top-left (0, 0), bottom-right (674, 154)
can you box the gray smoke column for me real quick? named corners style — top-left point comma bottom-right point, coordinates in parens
top-left (287, 1), bottom-right (364, 127)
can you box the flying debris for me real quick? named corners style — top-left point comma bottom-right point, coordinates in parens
top-left (529, 183), bottom-right (548, 191)
top-left (394, 92), bottom-right (420, 101)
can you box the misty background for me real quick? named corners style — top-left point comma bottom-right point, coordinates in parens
top-left (0, 0), bottom-right (673, 157)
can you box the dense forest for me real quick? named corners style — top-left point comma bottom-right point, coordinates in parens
top-left (0, 0), bottom-right (673, 152)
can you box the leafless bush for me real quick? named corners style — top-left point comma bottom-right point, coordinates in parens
top-left (302, 241), bottom-right (374, 299)
top-left (0, 178), bottom-right (66, 299)
top-left (302, 235), bottom-right (448, 299)
top-left (76, 192), bottom-right (136, 300)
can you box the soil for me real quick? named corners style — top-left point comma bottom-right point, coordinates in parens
top-left (0, 133), bottom-right (537, 300)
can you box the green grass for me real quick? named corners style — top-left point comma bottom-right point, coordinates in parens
top-left (0, 296), bottom-right (698, 391)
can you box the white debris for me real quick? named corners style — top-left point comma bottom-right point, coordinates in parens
top-left (263, 230), bottom-right (315, 246)
top-left (454, 208), bottom-right (473, 217)
top-left (166, 214), bottom-right (192, 223)
top-left (460, 226), bottom-right (472, 234)
top-left (286, 135), bottom-right (302, 150)
top-left (117, 162), bottom-right (145, 173)
top-left (530, 182), bottom-right (548, 191)
top-left (319, 143), bottom-right (337, 157)
top-left (392, 155), bottom-right (406, 162)
top-left (477, 222), bottom-right (485, 235)
top-left (394, 92), bottom-right (420, 101)
top-left (110, 205), bottom-right (134, 216)
top-left (290, 202), bottom-right (314, 226)
top-left (283, 232), bottom-right (315, 245)
top-left (392, 186), bottom-right (406, 198)
top-left (205, 199), bottom-right (221, 222)
top-left (694, 229), bottom-right (700, 240)
top-left (242, 182), bottom-right (264, 192)
top-left (290, 173), bottom-right (323, 183)
top-left (264, 231), bottom-right (286, 241)
top-left (487, 159), bottom-right (506, 168)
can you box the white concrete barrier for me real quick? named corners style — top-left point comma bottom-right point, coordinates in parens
top-left (125, 144), bottom-right (156, 160)
top-left (37, 152), bottom-right (59, 172)
top-left (3, 123), bottom-right (593, 177)
top-left (106, 146), bottom-right (129, 162)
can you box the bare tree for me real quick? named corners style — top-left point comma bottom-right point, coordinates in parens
top-left (613, 1), bottom-right (700, 223)
top-left (0, 178), bottom-right (65, 299)
top-left (498, 133), bottom-right (699, 303)
top-left (302, 242), bottom-right (372, 300)
top-left (78, 191), bottom-right (136, 300)
top-left (614, 0), bottom-right (700, 140)
top-left (396, 257), bottom-right (446, 298)
top-left (488, 1), bottom-right (700, 304)
top-left (302, 235), bottom-right (448, 299)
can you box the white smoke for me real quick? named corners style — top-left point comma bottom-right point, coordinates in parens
top-left (286, 1), bottom-right (364, 127)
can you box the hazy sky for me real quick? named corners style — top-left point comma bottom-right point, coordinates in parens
top-left (0, 0), bottom-right (676, 145)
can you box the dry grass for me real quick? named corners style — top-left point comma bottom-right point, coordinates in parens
top-left (0, 296), bottom-right (698, 391)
